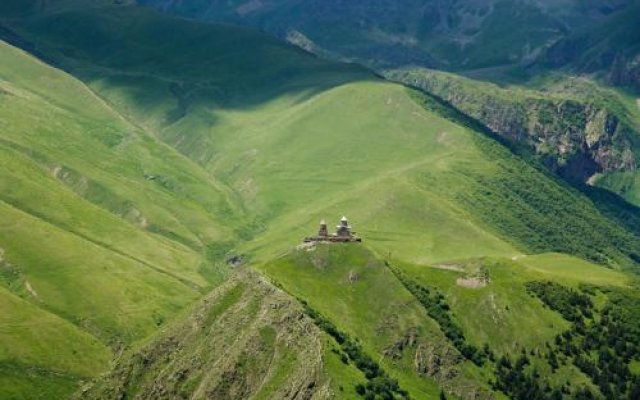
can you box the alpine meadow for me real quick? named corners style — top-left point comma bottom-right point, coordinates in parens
top-left (1, 1), bottom-right (640, 400)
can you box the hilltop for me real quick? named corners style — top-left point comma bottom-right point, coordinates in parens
top-left (87, 244), bottom-right (640, 399)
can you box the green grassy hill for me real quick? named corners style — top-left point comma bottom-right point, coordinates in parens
top-left (5, 0), bottom-right (638, 267)
top-left (259, 244), bottom-right (637, 399)
top-left (262, 244), bottom-right (495, 399)
top-left (0, 37), bottom-right (239, 398)
top-left (1, 1), bottom-right (640, 398)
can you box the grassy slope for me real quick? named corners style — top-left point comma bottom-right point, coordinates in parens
top-left (0, 286), bottom-right (110, 399)
top-left (0, 41), bottom-right (240, 250)
top-left (0, 38), bottom-right (239, 397)
top-left (262, 244), bottom-right (495, 400)
top-left (6, 1), bottom-right (638, 268)
top-left (224, 81), bottom-right (521, 264)
top-left (517, 252), bottom-right (631, 287)
top-left (1, 1), bottom-right (640, 398)
top-left (398, 254), bottom-right (629, 354)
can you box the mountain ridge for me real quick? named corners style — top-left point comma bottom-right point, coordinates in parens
top-left (137, 0), bottom-right (636, 73)
top-left (134, 0), bottom-right (640, 215)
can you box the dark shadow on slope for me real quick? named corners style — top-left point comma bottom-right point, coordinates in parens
top-left (0, 2), bottom-right (375, 117)
top-left (581, 185), bottom-right (640, 241)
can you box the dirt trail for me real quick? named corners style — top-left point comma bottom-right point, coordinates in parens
top-left (456, 277), bottom-right (488, 288)
top-left (433, 263), bottom-right (464, 272)
top-left (25, 281), bottom-right (38, 298)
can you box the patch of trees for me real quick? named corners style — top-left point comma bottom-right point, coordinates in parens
top-left (527, 282), bottom-right (640, 400)
top-left (557, 302), bottom-right (640, 399)
top-left (301, 300), bottom-right (411, 400)
top-left (492, 350), bottom-right (600, 400)
top-left (524, 281), bottom-right (593, 321)
top-left (494, 353), bottom-right (564, 400)
top-left (390, 265), bottom-right (488, 366)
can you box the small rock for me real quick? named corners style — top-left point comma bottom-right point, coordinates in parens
top-left (227, 255), bottom-right (243, 267)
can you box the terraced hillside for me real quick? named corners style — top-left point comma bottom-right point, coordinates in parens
top-left (1, 1), bottom-right (640, 399)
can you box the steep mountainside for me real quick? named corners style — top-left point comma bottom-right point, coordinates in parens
top-left (1, 1), bottom-right (640, 399)
top-left (541, 0), bottom-right (640, 90)
top-left (387, 68), bottom-right (640, 184)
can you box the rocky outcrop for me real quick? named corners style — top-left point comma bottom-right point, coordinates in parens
top-left (77, 270), bottom-right (334, 400)
top-left (384, 329), bottom-right (495, 400)
top-left (388, 68), bottom-right (637, 182)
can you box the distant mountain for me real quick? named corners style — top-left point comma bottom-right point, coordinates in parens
top-left (138, 0), bottom-right (634, 71)
top-left (540, 0), bottom-right (640, 90)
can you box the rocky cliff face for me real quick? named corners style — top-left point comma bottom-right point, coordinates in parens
top-left (388, 69), bottom-right (637, 182)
